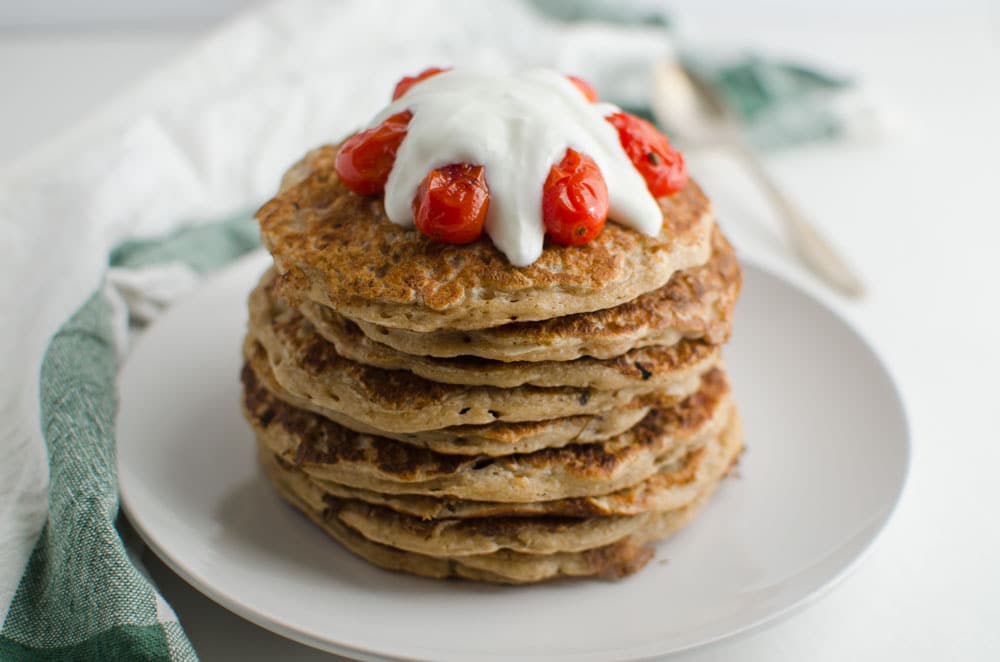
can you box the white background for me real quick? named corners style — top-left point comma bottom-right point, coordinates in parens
top-left (2, 1), bottom-right (999, 660)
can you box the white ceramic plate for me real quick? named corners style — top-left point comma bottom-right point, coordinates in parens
top-left (118, 250), bottom-right (909, 662)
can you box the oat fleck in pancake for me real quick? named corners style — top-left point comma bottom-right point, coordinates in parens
top-left (258, 145), bottom-right (716, 332)
top-left (334, 226), bottom-right (741, 362)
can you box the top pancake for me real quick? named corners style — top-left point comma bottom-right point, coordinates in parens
top-left (257, 144), bottom-right (716, 332)
top-left (333, 226), bottom-right (741, 362)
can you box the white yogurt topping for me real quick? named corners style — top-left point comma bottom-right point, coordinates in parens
top-left (371, 69), bottom-right (663, 267)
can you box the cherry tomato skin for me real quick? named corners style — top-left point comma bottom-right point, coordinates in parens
top-left (392, 67), bottom-right (450, 101)
top-left (335, 110), bottom-right (413, 195)
top-left (542, 149), bottom-right (609, 246)
top-left (566, 75), bottom-right (599, 102)
top-left (412, 164), bottom-right (490, 244)
top-left (605, 112), bottom-right (688, 197)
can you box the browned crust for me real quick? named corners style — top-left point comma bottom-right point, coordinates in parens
top-left (241, 361), bottom-right (730, 484)
top-left (523, 226), bottom-right (741, 345)
top-left (251, 274), bottom-right (717, 400)
top-left (260, 445), bottom-right (735, 583)
top-left (246, 280), bottom-right (719, 430)
top-left (311, 444), bottom-right (708, 519)
top-left (262, 450), bottom-right (662, 583)
top-left (259, 421), bottom-right (726, 518)
top-left (257, 144), bottom-right (714, 331)
top-left (337, 226), bottom-right (740, 362)
top-left (246, 345), bottom-right (658, 455)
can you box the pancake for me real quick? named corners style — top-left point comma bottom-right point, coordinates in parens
top-left (245, 334), bottom-right (711, 433)
top-left (246, 281), bottom-right (719, 432)
top-left (341, 225), bottom-right (741, 362)
top-left (282, 410), bottom-right (742, 520)
top-left (323, 418), bottom-right (739, 557)
top-left (243, 365), bottom-right (734, 502)
top-left (291, 269), bottom-right (724, 389)
top-left (258, 144), bottom-right (716, 332)
top-left (262, 449), bottom-right (711, 583)
top-left (318, 483), bottom-right (724, 557)
top-left (244, 359), bottom-right (654, 455)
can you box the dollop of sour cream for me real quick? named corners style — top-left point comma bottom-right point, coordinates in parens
top-left (370, 69), bottom-right (663, 267)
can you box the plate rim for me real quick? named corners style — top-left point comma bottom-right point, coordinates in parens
top-left (118, 249), bottom-right (911, 662)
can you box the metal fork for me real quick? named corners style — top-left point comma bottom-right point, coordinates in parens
top-left (650, 59), bottom-right (866, 298)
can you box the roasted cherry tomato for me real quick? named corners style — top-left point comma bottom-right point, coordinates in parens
top-left (334, 110), bottom-right (413, 195)
top-left (412, 163), bottom-right (490, 244)
top-left (392, 67), bottom-right (450, 101)
top-left (606, 111), bottom-right (687, 197)
top-left (566, 75), bottom-right (599, 102)
top-left (542, 148), bottom-right (609, 246)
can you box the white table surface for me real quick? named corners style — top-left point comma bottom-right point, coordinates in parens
top-left (3, 10), bottom-right (999, 662)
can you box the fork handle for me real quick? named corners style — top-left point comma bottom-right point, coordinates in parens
top-left (728, 140), bottom-right (866, 298)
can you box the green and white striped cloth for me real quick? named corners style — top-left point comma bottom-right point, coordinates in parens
top-left (1, 286), bottom-right (188, 660)
top-left (0, 219), bottom-right (258, 661)
top-left (0, 1), bottom-right (885, 659)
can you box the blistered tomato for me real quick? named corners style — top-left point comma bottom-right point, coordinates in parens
top-left (566, 75), bottom-right (599, 102)
top-left (542, 148), bottom-right (609, 246)
top-left (392, 67), bottom-right (450, 101)
top-left (412, 164), bottom-right (490, 244)
top-left (334, 110), bottom-right (412, 195)
top-left (606, 112), bottom-right (687, 197)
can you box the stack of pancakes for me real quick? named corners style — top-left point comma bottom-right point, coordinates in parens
top-left (241, 146), bottom-right (743, 583)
